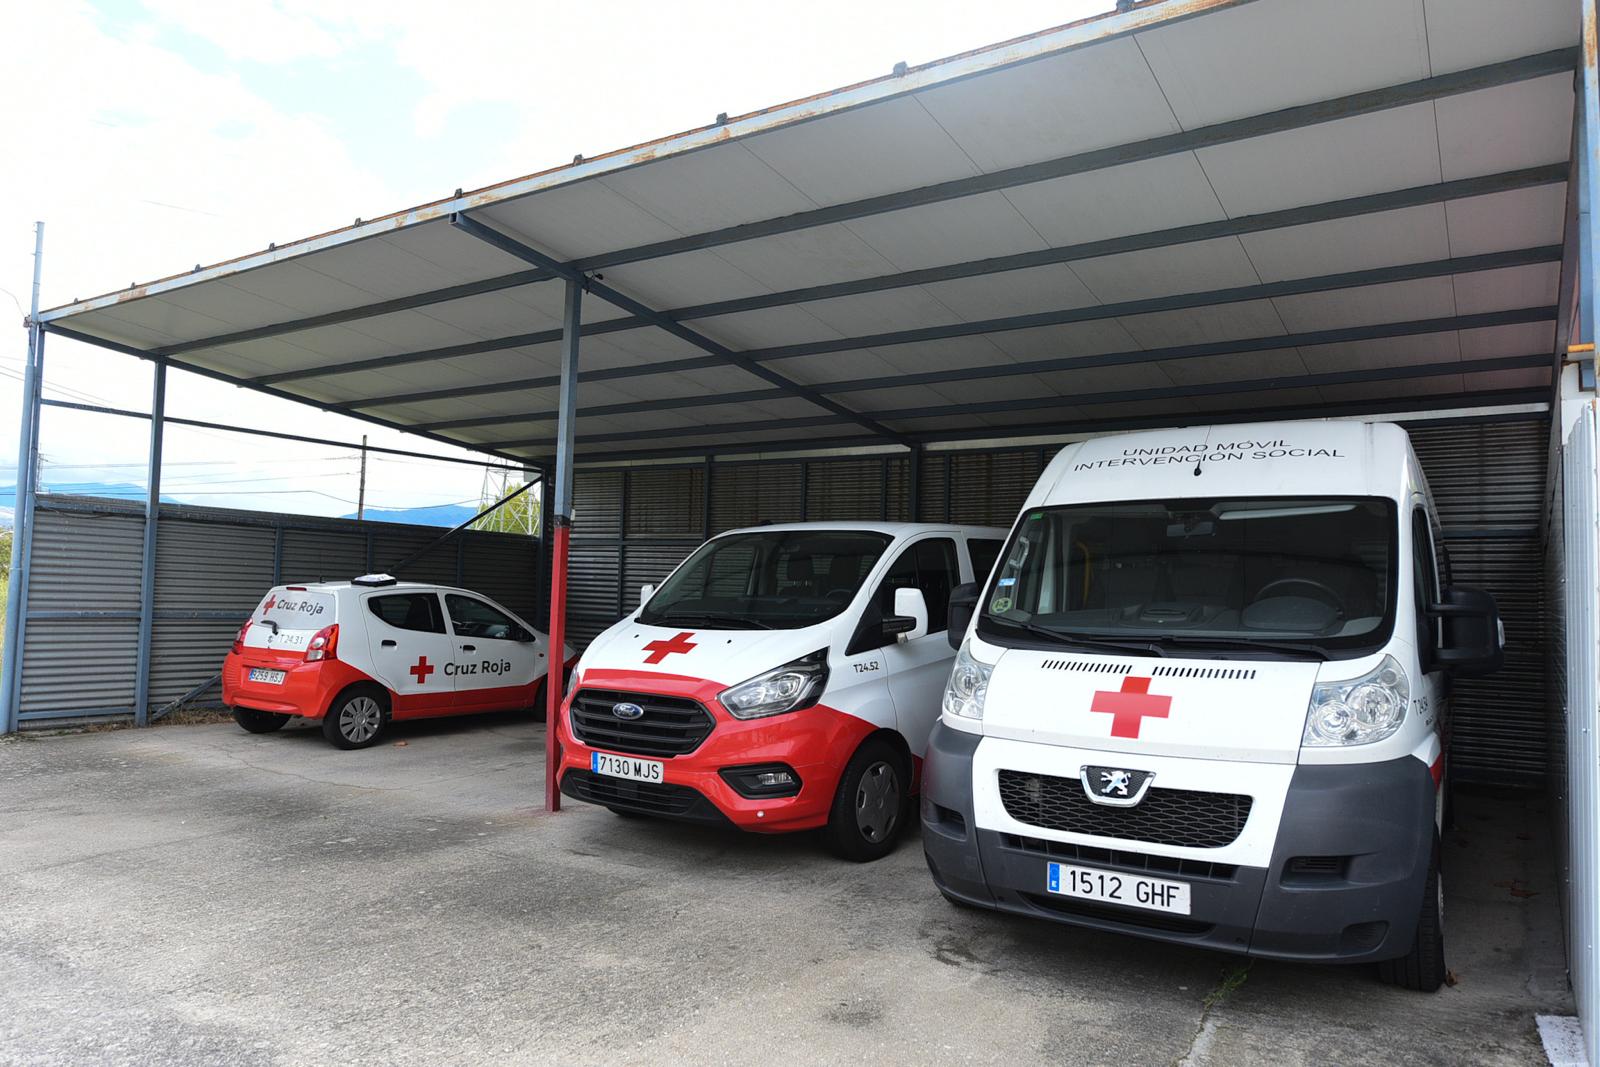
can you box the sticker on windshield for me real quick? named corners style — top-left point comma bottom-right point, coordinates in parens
top-left (996, 577), bottom-right (1016, 587)
top-left (990, 596), bottom-right (1013, 614)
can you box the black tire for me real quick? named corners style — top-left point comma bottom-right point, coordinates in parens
top-left (321, 686), bottom-right (390, 750)
top-left (822, 737), bottom-right (909, 863)
top-left (1378, 836), bottom-right (1446, 991)
top-left (232, 707), bottom-right (289, 734)
top-left (527, 678), bottom-right (549, 723)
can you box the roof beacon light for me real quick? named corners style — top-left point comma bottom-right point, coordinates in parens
top-left (352, 573), bottom-right (398, 587)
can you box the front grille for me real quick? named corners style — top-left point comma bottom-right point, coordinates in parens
top-left (561, 770), bottom-right (702, 817)
top-left (997, 770), bottom-right (1252, 849)
top-left (570, 688), bottom-right (715, 757)
top-left (1000, 833), bottom-right (1238, 881)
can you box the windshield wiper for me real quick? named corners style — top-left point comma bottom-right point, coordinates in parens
top-left (990, 618), bottom-right (1165, 658)
top-left (1157, 634), bottom-right (1330, 661)
top-left (646, 610), bottom-right (774, 630)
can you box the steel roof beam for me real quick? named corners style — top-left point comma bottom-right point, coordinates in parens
top-left (447, 212), bottom-right (911, 445)
top-left (154, 269), bottom-right (552, 358)
top-left (398, 303), bottom-right (1557, 432)
top-left (353, 245), bottom-right (1558, 421)
top-left (482, 352), bottom-right (1549, 450)
top-left (524, 388), bottom-right (1551, 464)
top-left (256, 165), bottom-right (1563, 390)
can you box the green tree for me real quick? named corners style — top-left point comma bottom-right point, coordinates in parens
top-left (470, 483), bottom-right (541, 535)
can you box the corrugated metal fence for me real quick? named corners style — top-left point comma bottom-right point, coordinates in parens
top-left (16, 496), bottom-right (544, 724)
top-left (566, 414), bottom-right (1549, 787)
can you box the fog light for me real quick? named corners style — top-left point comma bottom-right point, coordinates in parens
top-left (720, 763), bottom-right (803, 799)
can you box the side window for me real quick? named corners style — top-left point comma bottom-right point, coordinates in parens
top-left (869, 538), bottom-right (959, 634)
top-left (367, 593), bottom-right (443, 634)
top-left (1411, 510), bottom-right (1440, 653)
top-left (967, 538), bottom-right (1004, 585)
top-left (446, 594), bottom-right (519, 640)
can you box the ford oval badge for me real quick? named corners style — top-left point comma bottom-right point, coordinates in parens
top-left (611, 701), bottom-right (645, 721)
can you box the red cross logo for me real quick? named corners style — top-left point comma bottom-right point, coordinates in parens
top-left (262, 595), bottom-right (275, 612)
top-left (642, 631), bottom-right (698, 665)
top-left (409, 655), bottom-right (435, 685)
top-left (1090, 676), bottom-right (1172, 739)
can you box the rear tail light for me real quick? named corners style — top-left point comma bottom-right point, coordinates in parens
top-left (231, 619), bottom-right (252, 654)
top-left (306, 623), bottom-right (339, 662)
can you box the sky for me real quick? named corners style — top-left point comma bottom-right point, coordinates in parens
top-left (0, 0), bottom-right (1108, 520)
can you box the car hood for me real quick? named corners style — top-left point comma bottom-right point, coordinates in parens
top-left (577, 616), bottom-right (829, 688)
top-left (981, 648), bottom-right (1321, 765)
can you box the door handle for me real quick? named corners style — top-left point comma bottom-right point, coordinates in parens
top-left (460, 644), bottom-right (476, 652)
top-left (381, 639), bottom-right (397, 648)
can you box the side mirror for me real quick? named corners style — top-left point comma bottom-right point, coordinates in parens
top-left (515, 627), bottom-right (535, 643)
top-left (639, 583), bottom-right (655, 608)
top-left (891, 587), bottom-right (929, 643)
top-left (1427, 585), bottom-right (1503, 677)
top-left (947, 582), bottom-right (980, 650)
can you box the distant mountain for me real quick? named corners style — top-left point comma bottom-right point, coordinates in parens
top-left (0, 484), bottom-right (474, 530)
top-left (340, 503), bottom-right (478, 528)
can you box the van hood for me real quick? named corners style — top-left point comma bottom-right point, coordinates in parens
top-left (579, 616), bottom-right (830, 689)
top-left (981, 649), bottom-right (1320, 765)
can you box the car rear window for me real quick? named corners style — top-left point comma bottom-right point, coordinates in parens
top-left (257, 589), bottom-right (336, 629)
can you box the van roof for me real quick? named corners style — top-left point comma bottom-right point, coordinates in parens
top-left (1029, 420), bottom-right (1424, 509)
top-left (716, 520), bottom-right (1008, 537)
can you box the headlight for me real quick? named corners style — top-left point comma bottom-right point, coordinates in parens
top-left (942, 640), bottom-right (993, 721)
top-left (719, 649), bottom-right (829, 720)
top-left (1302, 654), bottom-right (1410, 746)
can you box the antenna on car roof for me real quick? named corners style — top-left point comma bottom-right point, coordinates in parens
top-left (1193, 424), bottom-right (1217, 478)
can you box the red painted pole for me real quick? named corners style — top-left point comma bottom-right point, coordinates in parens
top-left (545, 519), bottom-right (569, 812)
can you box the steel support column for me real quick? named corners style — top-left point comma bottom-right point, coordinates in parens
top-left (132, 363), bottom-right (166, 727)
top-left (544, 278), bottom-right (582, 812)
top-left (2, 223), bottom-right (45, 733)
top-left (1571, 2), bottom-right (1600, 1060)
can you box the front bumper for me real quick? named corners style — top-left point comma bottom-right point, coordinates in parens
top-left (920, 722), bottom-right (1435, 963)
top-left (554, 675), bottom-right (876, 833)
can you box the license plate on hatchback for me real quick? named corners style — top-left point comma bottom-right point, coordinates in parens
top-left (1047, 862), bottom-right (1191, 915)
top-left (247, 668), bottom-right (286, 685)
top-left (591, 751), bottom-right (664, 783)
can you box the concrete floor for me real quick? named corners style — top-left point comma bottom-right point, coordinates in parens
top-left (0, 715), bottom-right (1575, 1066)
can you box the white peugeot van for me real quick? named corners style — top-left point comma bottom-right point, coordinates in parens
top-left (555, 521), bottom-right (1006, 860)
top-left (920, 421), bottom-right (1502, 990)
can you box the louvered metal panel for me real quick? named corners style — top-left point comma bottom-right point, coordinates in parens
top-left (20, 620), bottom-right (139, 717)
top-left (26, 508), bottom-right (144, 611)
top-left (461, 534), bottom-right (542, 622)
top-left (566, 546), bottom-right (622, 648)
top-left (939, 449), bottom-right (1049, 527)
top-left (373, 530), bottom-right (457, 586)
top-left (805, 458), bottom-right (894, 521)
top-left (1410, 417), bottom-right (1549, 787)
top-left (155, 520), bottom-right (275, 613)
top-left (573, 470), bottom-right (623, 540)
top-left (711, 463), bottom-right (802, 532)
top-left (149, 620), bottom-right (238, 706)
top-left (280, 529), bottom-right (367, 584)
top-left (626, 467), bottom-right (704, 536)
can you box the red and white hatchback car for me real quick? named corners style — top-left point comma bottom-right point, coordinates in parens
top-left (222, 575), bottom-right (573, 749)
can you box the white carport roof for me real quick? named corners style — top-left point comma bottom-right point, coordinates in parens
top-left (40, 0), bottom-right (1579, 467)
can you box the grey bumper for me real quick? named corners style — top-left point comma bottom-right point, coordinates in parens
top-left (920, 721), bottom-right (1436, 963)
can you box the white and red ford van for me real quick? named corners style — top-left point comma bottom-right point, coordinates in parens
top-left (554, 522), bottom-right (1006, 860)
top-left (920, 420), bottom-right (1503, 990)
top-left (222, 576), bottom-right (574, 749)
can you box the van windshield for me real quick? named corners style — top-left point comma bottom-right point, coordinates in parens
top-left (977, 497), bottom-right (1396, 659)
top-left (640, 530), bottom-right (892, 630)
